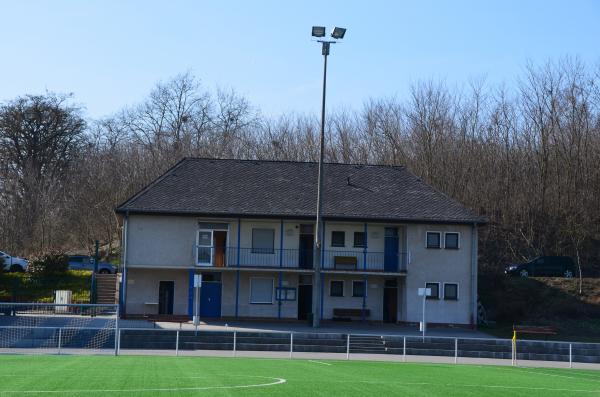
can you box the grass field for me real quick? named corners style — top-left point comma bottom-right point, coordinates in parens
top-left (0, 355), bottom-right (598, 396)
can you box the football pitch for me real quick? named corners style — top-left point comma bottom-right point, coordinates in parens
top-left (0, 355), bottom-right (598, 396)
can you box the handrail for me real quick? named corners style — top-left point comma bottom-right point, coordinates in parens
top-left (194, 245), bottom-right (408, 272)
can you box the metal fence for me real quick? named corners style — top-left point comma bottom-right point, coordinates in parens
top-left (2, 324), bottom-right (598, 367)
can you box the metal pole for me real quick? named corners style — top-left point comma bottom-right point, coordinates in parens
top-left (57, 328), bottom-right (62, 355)
top-left (346, 334), bottom-right (350, 360)
top-left (91, 240), bottom-right (99, 304)
top-left (114, 309), bottom-right (120, 356)
top-left (511, 340), bottom-right (514, 366)
top-left (454, 338), bottom-right (458, 364)
top-left (116, 328), bottom-right (121, 356)
top-left (235, 218), bottom-right (241, 318)
top-left (512, 339), bottom-right (517, 366)
top-left (403, 336), bottom-right (406, 362)
top-left (312, 41), bottom-right (329, 328)
top-left (233, 331), bottom-right (237, 357)
top-left (569, 343), bottom-right (572, 368)
top-left (290, 333), bottom-right (294, 359)
top-left (175, 330), bottom-right (180, 356)
top-left (422, 294), bottom-right (426, 341)
top-left (194, 279), bottom-right (200, 333)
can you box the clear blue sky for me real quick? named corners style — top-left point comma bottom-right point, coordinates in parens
top-left (1, 0), bottom-right (599, 119)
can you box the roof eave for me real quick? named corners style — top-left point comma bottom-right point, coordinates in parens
top-left (114, 208), bottom-right (486, 225)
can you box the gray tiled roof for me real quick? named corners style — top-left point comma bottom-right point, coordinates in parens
top-left (116, 158), bottom-right (485, 224)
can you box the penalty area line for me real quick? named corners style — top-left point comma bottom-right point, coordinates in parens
top-left (308, 360), bottom-right (332, 366)
top-left (0, 376), bottom-right (286, 394)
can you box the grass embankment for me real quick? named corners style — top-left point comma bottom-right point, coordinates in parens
top-left (0, 355), bottom-right (597, 396)
top-left (480, 275), bottom-right (600, 342)
top-left (0, 270), bottom-right (91, 303)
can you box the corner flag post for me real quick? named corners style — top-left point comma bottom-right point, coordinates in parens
top-left (512, 329), bottom-right (517, 366)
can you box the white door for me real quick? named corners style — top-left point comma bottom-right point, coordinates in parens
top-left (197, 230), bottom-right (213, 266)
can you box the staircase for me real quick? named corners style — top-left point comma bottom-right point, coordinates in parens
top-left (95, 274), bottom-right (119, 304)
top-left (349, 335), bottom-right (388, 354)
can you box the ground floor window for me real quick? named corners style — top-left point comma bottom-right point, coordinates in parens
top-left (249, 277), bottom-right (274, 304)
top-left (444, 283), bottom-right (459, 300)
top-left (425, 282), bottom-right (440, 300)
top-left (352, 280), bottom-right (366, 297)
top-left (330, 280), bottom-right (344, 297)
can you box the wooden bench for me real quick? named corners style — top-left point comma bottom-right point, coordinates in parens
top-left (513, 325), bottom-right (557, 338)
top-left (333, 308), bottom-right (370, 321)
top-left (334, 256), bottom-right (358, 270)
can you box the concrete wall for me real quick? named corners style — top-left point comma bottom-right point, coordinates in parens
top-left (403, 224), bottom-right (474, 325)
top-left (125, 268), bottom-right (189, 315)
top-left (127, 215), bottom-right (198, 268)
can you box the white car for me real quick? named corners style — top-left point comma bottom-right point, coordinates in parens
top-left (0, 251), bottom-right (29, 272)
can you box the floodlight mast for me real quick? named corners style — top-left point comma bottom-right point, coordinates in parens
top-left (311, 26), bottom-right (346, 328)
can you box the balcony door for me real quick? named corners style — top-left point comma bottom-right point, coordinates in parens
top-left (298, 224), bottom-right (314, 269)
top-left (384, 227), bottom-right (399, 272)
top-left (197, 230), bottom-right (213, 266)
top-left (197, 228), bottom-right (228, 267)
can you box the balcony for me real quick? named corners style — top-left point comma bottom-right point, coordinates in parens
top-left (195, 246), bottom-right (408, 273)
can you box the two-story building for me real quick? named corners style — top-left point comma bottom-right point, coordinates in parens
top-left (115, 158), bottom-right (485, 326)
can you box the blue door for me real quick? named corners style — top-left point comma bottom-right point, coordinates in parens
top-left (200, 282), bottom-right (222, 318)
top-left (384, 228), bottom-right (399, 272)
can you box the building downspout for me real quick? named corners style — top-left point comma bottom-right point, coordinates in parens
top-left (470, 223), bottom-right (478, 328)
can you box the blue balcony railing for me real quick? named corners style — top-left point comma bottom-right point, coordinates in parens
top-left (195, 246), bottom-right (408, 272)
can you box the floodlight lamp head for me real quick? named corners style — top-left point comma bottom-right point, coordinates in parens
top-left (312, 26), bottom-right (326, 38)
top-left (331, 27), bottom-right (346, 39)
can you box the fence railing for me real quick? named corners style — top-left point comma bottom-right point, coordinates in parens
top-left (195, 246), bottom-right (409, 272)
top-left (1, 325), bottom-right (598, 367)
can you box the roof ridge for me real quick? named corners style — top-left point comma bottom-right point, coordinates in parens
top-left (181, 156), bottom-right (407, 169)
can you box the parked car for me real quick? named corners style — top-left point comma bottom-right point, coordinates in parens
top-left (0, 250), bottom-right (29, 272)
top-left (505, 256), bottom-right (576, 278)
top-left (67, 255), bottom-right (117, 274)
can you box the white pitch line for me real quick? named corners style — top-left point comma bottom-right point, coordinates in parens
top-left (358, 380), bottom-right (600, 394)
top-left (503, 367), bottom-right (600, 383)
top-left (308, 360), bottom-right (332, 366)
top-left (0, 376), bottom-right (286, 394)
